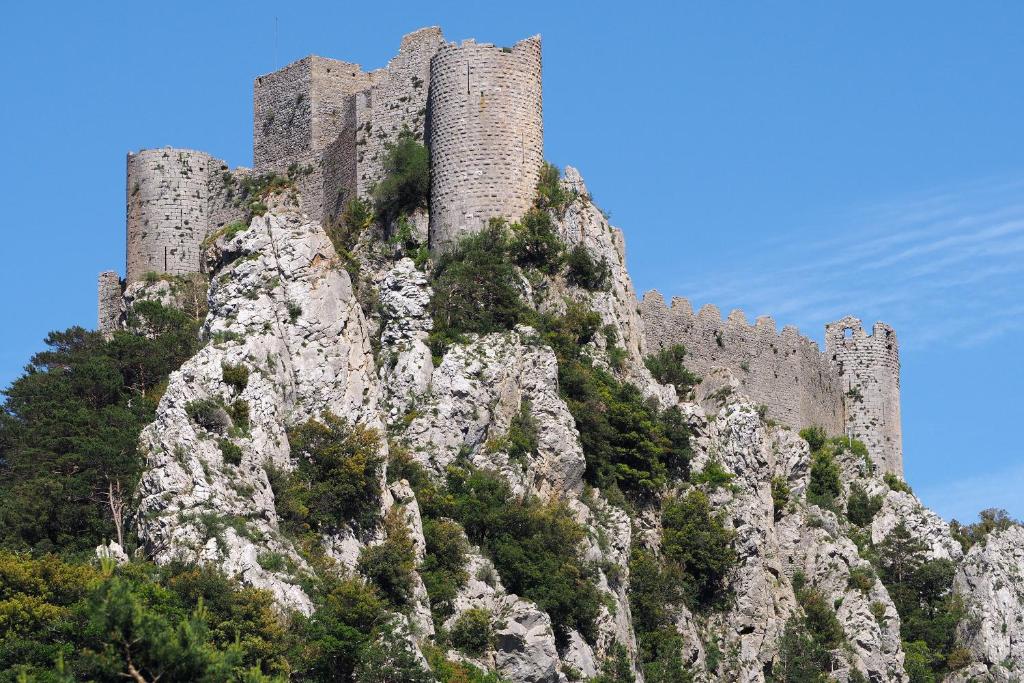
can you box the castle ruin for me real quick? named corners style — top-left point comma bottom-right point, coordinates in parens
top-left (641, 295), bottom-right (903, 474)
top-left (98, 26), bottom-right (903, 475)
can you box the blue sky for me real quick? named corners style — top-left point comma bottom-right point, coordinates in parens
top-left (1, 2), bottom-right (1021, 521)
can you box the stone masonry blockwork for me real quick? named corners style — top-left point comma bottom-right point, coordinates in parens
top-left (825, 317), bottom-right (903, 475)
top-left (640, 292), bottom-right (845, 436)
top-left (428, 36), bottom-right (543, 251)
top-left (97, 271), bottom-right (123, 335)
top-left (640, 291), bottom-right (903, 475)
top-left (126, 148), bottom-right (216, 282)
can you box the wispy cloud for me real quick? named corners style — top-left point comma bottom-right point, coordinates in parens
top-left (666, 176), bottom-right (1024, 350)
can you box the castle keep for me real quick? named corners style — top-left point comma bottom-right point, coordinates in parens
top-left (98, 26), bottom-right (903, 475)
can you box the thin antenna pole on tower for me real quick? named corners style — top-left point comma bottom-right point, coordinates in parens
top-left (274, 17), bottom-right (279, 66)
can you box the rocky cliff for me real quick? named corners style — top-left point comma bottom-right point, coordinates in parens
top-left (127, 172), bottom-right (1023, 683)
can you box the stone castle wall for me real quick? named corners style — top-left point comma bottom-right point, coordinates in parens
top-left (253, 56), bottom-right (371, 223)
top-left (126, 148), bottom-right (216, 282)
top-left (640, 292), bottom-right (845, 435)
top-left (97, 271), bottom-right (123, 335)
top-left (825, 317), bottom-right (902, 475)
top-left (355, 27), bottom-right (443, 199)
top-left (125, 148), bottom-right (248, 283)
top-left (428, 36), bottom-right (543, 251)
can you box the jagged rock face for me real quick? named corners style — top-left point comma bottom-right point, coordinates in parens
top-left (376, 257), bottom-right (434, 421)
top-left (122, 179), bottom-right (1024, 682)
top-left (872, 490), bottom-right (964, 563)
top-left (134, 208), bottom-right (382, 614)
top-left (954, 526), bottom-right (1024, 679)
top-left (685, 384), bottom-right (908, 682)
top-left (552, 168), bottom-right (676, 407)
top-left (402, 328), bottom-right (586, 499)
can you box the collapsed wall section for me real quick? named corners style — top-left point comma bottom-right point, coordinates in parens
top-left (97, 271), bottom-right (123, 335)
top-left (825, 317), bottom-right (902, 475)
top-left (355, 27), bottom-right (443, 198)
top-left (640, 292), bottom-right (845, 434)
top-left (428, 36), bottom-right (543, 251)
top-left (126, 148), bottom-right (216, 282)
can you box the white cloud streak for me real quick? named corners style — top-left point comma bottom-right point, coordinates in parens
top-left (665, 177), bottom-right (1024, 350)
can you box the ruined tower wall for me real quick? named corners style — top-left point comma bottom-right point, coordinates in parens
top-left (355, 27), bottom-right (444, 198)
top-left (825, 317), bottom-right (903, 475)
top-left (253, 56), bottom-right (371, 223)
top-left (428, 36), bottom-right (543, 251)
top-left (97, 271), bottom-right (124, 335)
top-left (126, 148), bottom-right (217, 282)
top-left (207, 165), bottom-right (252, 234)
top-left (640, 292), bottom-right (845, 434)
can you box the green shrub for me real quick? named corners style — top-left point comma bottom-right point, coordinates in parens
top-left (875, 521), bottom-right (965, 678)
top-left (358, 509), bottom-right (418, 607)
top-left (884, 472), bottom-right (913, 494)
top-left (372, 128), bottom-right (429, 224)
top-left (949, 508), bottom-right (1020, 552)
top-left (847, 566), bottom-right (876, 593)
top-left (662, 490), bottom-right (738, 610)
top-left (420, 466), bottom-right (602, 645)
top-left (506, 400), bottom-right (539, 463)
top-left (690, 459), bottom-right (735, 489)
top-left (227, 399), bottom-right (250, 433)
top-left (428, 221), bottom-right (526, 356)
top-left (449, 608), bottom-right (493, 656)
top-left (186, 397), bottom-right (230, 433)
top-left (565, 244), bottom-right (610, 291)
top-left (798, 426), bottom-right (828, 453)
top-left (221, 362), bottom-right (250, 393)
top-left (511, 208), bottom-right (564, 273)
top-left (846, 483), bottom-right (883, 526)
top-left (772, 476), bottom-right (791, 519)
top-left (420, 518), bottom-right (469, 621)
top-left (532, 304), bottom-right (692, 501)
top-left (644, 344), bottom-right (700, 396)
top-left (218, 438), bottom-right (243, 466)
top-left (534, 161), bottom-right (575, 216)
top-left (274, 412), bottom-right (384, 534)
top-left (286, 301), bottom-right (302, 323)
top-left (628, 548), bottom-right (692, 681)
top-left (807, 444), bottom-right (842, 513)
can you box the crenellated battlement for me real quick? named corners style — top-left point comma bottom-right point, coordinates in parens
top-left (641, 292), bottom-right (903, 474)
top-left (641, 291), bottom-right (846, 437)
top-left (99, 27), bottom-right (903, 476)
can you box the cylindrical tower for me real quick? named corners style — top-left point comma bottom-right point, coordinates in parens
top-left (126, 148), bottom-right (215, 282)
top-left (428, 35), bottom-right (543, 251)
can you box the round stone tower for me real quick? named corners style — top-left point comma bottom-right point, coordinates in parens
top-left (428, 35), bottom-right (543, 251)
top-left (126, 148), bottom-right (215, 282)
top-left (825, 316), bottom-right (903, 476)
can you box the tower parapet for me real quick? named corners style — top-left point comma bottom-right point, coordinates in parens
top-left (427, 36), bottom-right (543, 251)
top-left (125, 148), bottom-right (248, 283)
top-left (825, 316), bottom-right (902, 475)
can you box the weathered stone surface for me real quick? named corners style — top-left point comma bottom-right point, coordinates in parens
top-left (872, 490), bottom-right (964, 563)
top-left (134, 207), bottom-right (382, 614)
top-left (953, 525), bottom-right (1024, 679)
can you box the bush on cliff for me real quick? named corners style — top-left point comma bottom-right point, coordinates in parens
top-left (428, 220), bottom-right (526, 357)
top-left (273, 412), bottom-right (384, 535)
top-left (372, 128), bottom-right (430, 225)
top-left (414, 464), bottom-right (602, 646)
top-left (644, 344), bottom-right (700, 396)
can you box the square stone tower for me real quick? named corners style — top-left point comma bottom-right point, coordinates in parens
top-left (253, 56), bottom-right (372, 223)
